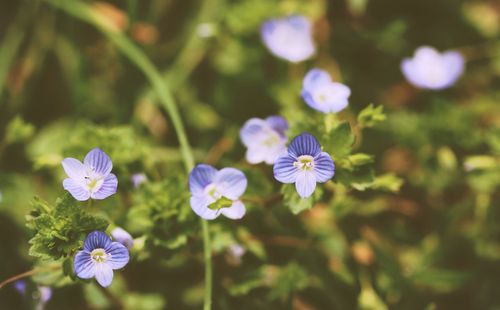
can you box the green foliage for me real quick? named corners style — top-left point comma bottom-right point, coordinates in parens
top-left (27, 194), bottom-right (108, 260)
top-left (5, 116), bottom-right (35, 144)
top-left (357, 104), bottom-right (386, 128)
top-left (281, 183), bottom-right (323, 214)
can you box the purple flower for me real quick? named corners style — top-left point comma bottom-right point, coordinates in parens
top-left (401, 46), bottom-right (464, 90)
top-left (301, 69), bottom-right (351, 113)
top-left (14, 280), bottom-right (52, 304)
top-left (189, 164), bottom-right (247, 220)
top-left (61, 148), bottom-right (118, 201)
top-left (273, 133), bottom-right (335, 198)
top-left (261, 15), bottom-right (316, 63)
top-left (240, 116), bottom-right (288, 165)
top-left (131, 173), bottom-right (147, 188)
top-left (14, 280), bottom-right (26, 294)
top-left (111, 227), bottom-right (134, 249)
top-left (74, 231), bottom-right (130, 287)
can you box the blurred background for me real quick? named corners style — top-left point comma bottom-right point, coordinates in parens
top-left (0, 0), bottom-right (499, 309)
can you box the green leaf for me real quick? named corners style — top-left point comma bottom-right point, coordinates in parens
top-left (324, 121), bottom-right (355, 160)
top-left (281, 184), bottom-right (322, 215)
top-left (357, 104), bottom-right (386, 128)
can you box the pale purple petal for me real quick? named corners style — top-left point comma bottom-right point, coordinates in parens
top-left (302, 68), bottom-right (331, 92)
top-left (111, 227), bottom-right (134, 249)
top-left (14, 281), bottom-right (26, 294)
top-left (74, 251), bottom-right (95, 279)
top-left (245, 147), bottom-right (267, 164)
top-left (189, 164), bottom-right (217, 195)
top-left (131, 173), bottom-right (147, 188)
top-left (295, 170), bottom-right (317, 198)
top-left (190, 195), bottom-right (219, 220)
top-left (288, 133), bottom-right (321, 157)
top-left (91, 173), bottom-right (118, 200)
top-left (61, 158), bottom-right (86, 181)
top-left (220, 200), bottom-right (246, 219)
top-left (84, 148), bottom-right (112, 176)
top-left (314, 152), bottom-right (335, 182)
top-left (265, 116), bottom-right (288, 137)
top-left (39, 287), bottom-right (52, 304)
top-left (104, 242), bottom-right (130, 269)
top-left (273, 154), bottom-right (299, 183)
top-left (84, 231), bottom-right (112, 252)
top-left (240, 118), bottom-right (268, 147)
top-left (214, 168), bottom-right (247, 200)
top-left (94, 263), bottom-right (114, 287)
top-left (63, 178), bottom-right (90, 201)
top-left (442, 51), bottom-right (464, 85)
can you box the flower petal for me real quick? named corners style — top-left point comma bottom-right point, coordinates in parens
top-left (221, 200), bottom-right (246, 219)
top-left (190, 195), bottom-right (219, 220)
top-left (265, 115), bottom-right (288, 136)
top-left (74, 251), bottom-right (95, 279)
top-left (84, 231), bottom-right (112, 252)
top-left (91, 173), bottom-right (118, 200)
top-left (273, 154), bottom-right (298, 183)
top-left (94, 263), bottom-right (114, 287)
top-left (295, 170), bottom-right (317, 198)
top-left (288, 133), bottom-right (321, 157)
top-left (314, 152), bottom-right (335, 182)
top-left (111, 227), bottom-right (134, 249)
top-left (214, 168), bottom-right (247, 200)
top-left (189, 164), bottom-right (217, 195)
top-left (105, 242), bottom-right (130, 269)
top-left (442, 51), bottom-right (464, 85)
top-left (84, 148), bottom-right (113, 176)
top-left (61, 158), bottom-right (86, 181)
top-left (63, 178), bottom-right (90, 201)
top-left (240, 118), bottom-right (268, 147)
top-left (245, 147), bottom-right (267, 164)
top-left (302, 68), bottom-right (332, 92)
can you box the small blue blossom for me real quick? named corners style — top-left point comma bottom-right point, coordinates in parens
top-left (261, 15), bottom-right (316, 63)
top-left (131, 173), bottom-right (147, 188)
top-left (74, 231), bottom-right (130, 287)
top-left (189, 164), bottom-right (247, 220)
top-left (401, 46), bottom-right (464, 90)
top-left (301, 69), bottom-right (351, 113)
top-left (61, 148), bottom-right (118, 201)
top-left (14, 280), bottom-right (52, 305)
top-left (240, 116), bottom-right (288, 165)
top-left (111, 227), bottom-right (134, 249)
top-left (273, 133), bottom-right (335, 198)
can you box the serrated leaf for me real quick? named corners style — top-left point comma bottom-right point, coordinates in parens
top-left (358, 104), bottom-right (386, 128)
top-left (324, 121), bottom-right (355, 160)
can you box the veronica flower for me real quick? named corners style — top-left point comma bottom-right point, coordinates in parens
top-left (274, 133), bottom-right (335, 198)
top-left (74, 231), bottom-right (130, 287)
top-left (14, 280), bottom-right (52, 305)
top-left (61, 148), bottom-right (118, 201)
top-left (240, 116), bottom-right (288, 164)
top-left (261, 15), bottom-right (316, 63)
top-left (301, 69), bottom-right (351, 113)
top-left (189, 164), bottom-right (247, 220)
top-left (131, 173), bottom-right (147, 188)
top-left (111, 227), bottom-right (134, 249)
top-left (401, 46), bottom-right (464, 90)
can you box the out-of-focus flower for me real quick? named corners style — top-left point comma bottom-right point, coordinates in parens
top-left (240, 116), bottom-right (288, 165)
top-left (261, 15), bottom-right (316, 63)
top-left (74, 231), bottom-right (130, 287)
top-left (14, 280), bottom-right (52, 306)
top-left (401, 46), bottom-right (464, 90)
top-left (111, 227), bottom-right (134, 249)
top-left (189, 164), bottom-right (247, 220)
top-left (274, 133), bottom-right (335, 198)
top-left (226, 244), bottom-right (246, 266)
top-left (131, 22), bottom-right (159, 44)
top-left (131, 173), bottom-right (147, 188)
top-left (61, 148), bottom-right (118, 201)
top-left (301, 69), bottom-right (351, 113)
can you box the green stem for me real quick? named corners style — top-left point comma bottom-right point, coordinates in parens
top-left (42, 1), bottom-right (212, 308)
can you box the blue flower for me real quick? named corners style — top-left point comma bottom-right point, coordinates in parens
top-left (14, 280), bottom-right (52, 305)
top-left (301, 69), bottom-right (351, 113)
top-left (61, 148), bottom-right (118, 201)
top-left (111, 227), bottom-right (134, 249)
top-left (240, 116), bottom-right (288, 165)
top-left (273, 133), bottom-right (335, 198)
top-left (130, 173), bottom-right (147, 188)
top-left (189, 164), bottom-right (247, 220)
top-left (401, 46), bottom-right (464, 90)
top-left (261, 15), bottom-right (316, 63)
top-left (74, 231), bottom-right (130, 287)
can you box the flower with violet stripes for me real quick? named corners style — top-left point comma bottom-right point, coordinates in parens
top-left (61, 148), bottom-right (118, 201)
top-left (301, 68), bottom-right (351, 113)
top-left (261, 15), bottom-right (316, 63)
top-left (401, 46), bottom-right (464, 90)
top-left (273, 133), bottom-right (335, 198)
top-left (74, 231), bottom-right (130, 287)
top-left (240, 115), bottom-right (288, 165)
top-left (189, 164), bottom-right (247, 220)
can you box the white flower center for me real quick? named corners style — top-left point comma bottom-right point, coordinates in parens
top-left (91, 248), bottom-right (109, 263)
top-left (293, 155), bottom-right (315, 171)
top-left (84, 166), bottom-right (104, 193)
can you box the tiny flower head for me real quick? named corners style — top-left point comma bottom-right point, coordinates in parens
top-left (401, 46), bottom-right (464, 90)
top-left (131, 173), bottom-right (147, 188)
top-left (261, 15), bottom-right (316, 63)
top-left (189, 164), bottom-right (247, 220)
top-left (274, 133), bottom-right (335, 198)
top-left (74, 231), bottom-right (130, 287)
top-left (61, 148), bottom-right (118, 201)
top-left (240, 115), bottom-right (288, 165)
top-left (111, 227), bottom-right (134, 249)
top-left (14, 280), bottom-right (26, 294)
top-left (301, 69), bottom-right (351, 113)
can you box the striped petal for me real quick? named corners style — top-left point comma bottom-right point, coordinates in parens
top-left (61, 158), bottom-right (86, 181)
top-left (314, 152), bottom-right (335, 182)
top-left (63, 178), bottom-right (90, 201)
top-left (84, 231), bottom-right (112, 252)
top-left (214, 168), bottom-right (247, 200)
top-left (84, 148), bottom-right (113, 176)
top-left (189, 164), bottom-right (217, 195)
top-left (288, 133), bottom-right (321, 157)
top-left (104, 242), bottom-right (130, 269)
top-left (74, 251), bottom-right (95, 279)
top-left (91, 173), bottom-right (118, 200)
top-left (295, 170), bottom-right (317, 198)
top-left (273, 154), bottom-right (298, 183)
top-left (94, 263), bottom-right (114, 287)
